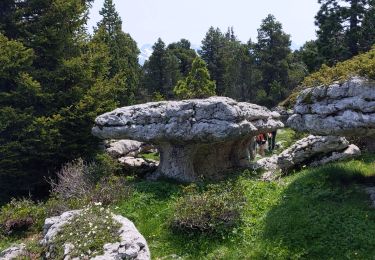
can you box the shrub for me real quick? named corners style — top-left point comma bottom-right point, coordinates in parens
top-left (171, 182), bottom-right (246, 235)
top-left (50, 203), bottom-right (121, 259)
top-left (281, 45), bottom-right (375, 108)
top-left (50, 158), bottom-right (93, 201)
top-left (302, 46), bottom-right (375, 87)
top-left (0, 199), bottom-right (46, 236)
top-left (90, 175), bottom-right (133, 206)
top-left (48, 157), bottom-right (132, 215)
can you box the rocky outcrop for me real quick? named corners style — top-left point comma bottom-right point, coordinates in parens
top-left (41, 210), bottom-right (150, 260)
top-left (92, 97), bottom-right (284, 182)
top-left (0, 244), bottom-right (26, 260)
top-left (288, 77), bottom-right (375, 137)
top-left (105, 140), bottom-right (154, 158)
top-left (256, 135), bottom-right (361, 180)
top-left (118, 157), bottom-right (159, 174)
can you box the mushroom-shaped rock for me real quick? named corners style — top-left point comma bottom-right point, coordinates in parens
top-left (92, 97), bottom-right (284, 182)
top-left (287, 77), bottom-right (375, 136)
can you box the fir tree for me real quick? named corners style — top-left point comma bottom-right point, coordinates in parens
top-left (95, 0), bottom-right (140, 105)
top-left (315, 0), bottom-right (375, 65)
top-left (254, 14), bottom-right (291, 106)
top-left (143, 38), bottom-right (181, 99)
top-left (173, 57), bottom-right (216, 99)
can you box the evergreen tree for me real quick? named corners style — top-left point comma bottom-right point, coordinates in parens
top-left (254, 14), bottom-right (291, 106)
top-left (143, 38), bottom-right (181, 99)
top-left (315, 0), bottom-right (375, 65)
top-left (173, 57), bottom-right (216, 99)
top-left (199, 27), bottom-right (227, 95)
top-left (0, 0), bottom-right (123, 200)
top-left (95, 0), bottom-right (140, 105)
top-left (167, 39), bottom-right (197, 76)
top-left (296, 40), bottom-right (324, 73)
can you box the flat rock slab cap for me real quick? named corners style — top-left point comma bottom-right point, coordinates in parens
top-left (92, 96), bottom-right (283, 143)
top-left (288, 77), bottom-right (375, 137)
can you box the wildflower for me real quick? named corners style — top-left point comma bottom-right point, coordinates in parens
top-left (94, 202), bottom-right (102, 206)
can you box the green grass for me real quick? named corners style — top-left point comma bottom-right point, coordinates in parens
top-left (1, 153), bottom-right (375, 259)
top-left (140, 152), bottom-right (160, 161)
top-left (114, 153), bottom-right (375, 259)
top-left (264, 128), bottom-right (307, 156)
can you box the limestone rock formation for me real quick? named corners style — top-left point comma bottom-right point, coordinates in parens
top-left (256, 135), bottom-right (361, 180)
top-left (287, 77), bottom-right (375, 137)
top-left (105, 140), bottom-right (154, 158)
top-left (92, 97), bottom-right (284, 182)
top-left (0, 244), bottom-right (26, 259)
top-left (41, 210), bottom-right (150, 260)
top-left (118, 156), bottom-right (159, 174)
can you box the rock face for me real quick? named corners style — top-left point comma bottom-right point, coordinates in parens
top-left (256, 135), bottom-right (361, 180)
top-left (41, 210), bottom-right (150, 260)
top-left (0, 244), bottom-right (26, 260)
top-left (287, 77), bottom-right (375, 137)
top-left (92, 97), bottom-right (284, 182)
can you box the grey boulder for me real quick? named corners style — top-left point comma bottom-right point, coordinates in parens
top-left (0, 244), bottom-right (26, 260)
top-left (92, 97), bottom-right (284, 182)
top-left (41, 210), bottom-right (150, 260)
top-left (105, 139), bottom-right (154, 158)
top-left (256, 135), bottom-right (361, 180)
top-left (288, 77), bottom-right (375, 137)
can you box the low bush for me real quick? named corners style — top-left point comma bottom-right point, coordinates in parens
top-left (0, 199), bottom-right (46, 236)
top-left (48, 157), bottom-right (132, 215)
top-left (171, 182), bottom-right (246, 235)
top-left (281, 46), bottom-right (375, 108)
top-left (50, 203), bottom-right (121, 259)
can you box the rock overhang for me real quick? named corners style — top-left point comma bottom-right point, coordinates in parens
top-left (92, 97), bottom-right (284, 182)
top-left (92, 96), bottom-right (284, 144)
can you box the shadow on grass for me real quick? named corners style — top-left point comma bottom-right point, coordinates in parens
top-left (262, 158), bottom-right (375, 259)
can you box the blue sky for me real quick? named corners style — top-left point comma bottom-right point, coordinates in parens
top-left (88, 0), bottom-right (320, 49)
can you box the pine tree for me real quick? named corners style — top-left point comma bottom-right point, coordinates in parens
top-left (315, 0), bottom-right (375, 65)
top-left (296, 40), bottom-right (324, 73)
top-left (143, 38), bottom-right (181, 99)
top-left (255, 14), bottom-right (291, 106)
top-left (0, 0), bottom-right (123, 200)
top-left (167, 39), bottom-right (197, 76)
top-left (199, 27), bottom-right (227, 95)
top-left (95, 0), bottom-right (140, 105)
top-left (173, 57), bottom-right (216, 99)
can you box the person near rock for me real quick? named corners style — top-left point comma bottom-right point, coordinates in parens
top-left (267, 130), bottom-right (277, 151)
top-left (256, 133), bottom-right (267, 156)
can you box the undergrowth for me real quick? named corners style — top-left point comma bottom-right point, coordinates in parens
top-left (1, 153), bottom-right (375, 259)
top-left (281, 46), bottom-right (375, 108)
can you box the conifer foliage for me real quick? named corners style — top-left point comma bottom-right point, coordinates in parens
top-left (173, 57), bottom-right (216, 99)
